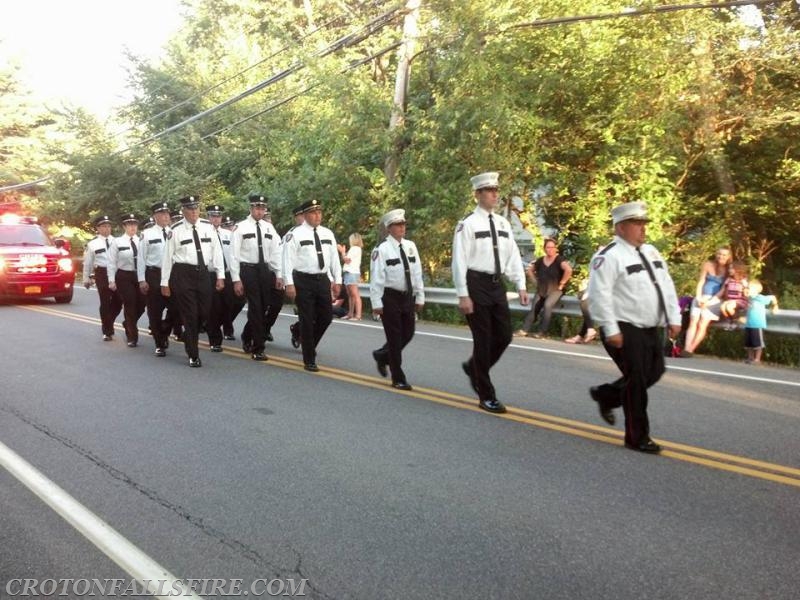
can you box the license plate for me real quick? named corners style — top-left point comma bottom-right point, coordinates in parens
top-left (24, 285), bottom-right (42, 294)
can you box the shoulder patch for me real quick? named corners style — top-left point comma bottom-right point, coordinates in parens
top-left (167, 230), bottom-right (173, 240)
top-left (456, 222), bottom-right (464, 233)
top-left (371, 249), bottom-right (379, 262)
top-left (592, 256), bottom-right (605, 270)
top-left (285, 233), bottom-right (293, 243)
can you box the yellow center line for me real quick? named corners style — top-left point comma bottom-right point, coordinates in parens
top-left (19, 304), bottom-right (800, 487)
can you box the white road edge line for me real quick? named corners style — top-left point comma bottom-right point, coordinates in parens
top-left (74, 288), bottom-right (800, 388)
top-left (330, 317), bottom-right (800, 388)
top-left (0, 440), bottom-right (201, 600)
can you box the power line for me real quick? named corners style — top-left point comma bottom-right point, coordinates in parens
top-left (111, 0), bottom-right (396, 139)
top-left (502, 0), bottom-right (783, 31)
top-left (200, 41), bottom-right (404, 140)
top-left (128, 4), bottom-right (402, 147)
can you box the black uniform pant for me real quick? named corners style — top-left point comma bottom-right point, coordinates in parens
top-left (222, 274), bottom-right (246, 337)
top-left (94, 267), bottom-right (122, 337)
top-left (169, 263), bottom-right (213, 360)
top-left (115, 269), bottom-right (145, 343)
top-left (240, 264), bottom-right (274, 354)
top-left (145, 267), bottom-right (172, 349)
top-left (263, 287), bottom-right (285, 335)
top-left (464, 271), bottom-right (512, 401)
top-left (293, 271), bottom-right (333, 365)
top-left (206, 272), bottom-right (231, 347)
top-left (594, 321), bottom-right (665, 445)
top-left (374, 289), bottom-right (416, 385)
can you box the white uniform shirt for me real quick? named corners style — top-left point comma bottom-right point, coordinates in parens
top-left (160, 220), bottom-right (225, 286)
top-left (451, 206), bottom-right (526, 297)
top-left (213, 226), bottom-right (234, 274)
top-left (369, 237), bottom-right (425, 310)
top-left (82, 236), bottom-right (112, 284)
top-left (587, 236), bottom-right (681, 338)
top-left (282, 222), bottom-right (342, 286)
top-left (107, 234), bottom-right (139, 281)
top-left (137, 225), bottom-right (170, 282)
top-left (230, 215), bottom-right (281, 282)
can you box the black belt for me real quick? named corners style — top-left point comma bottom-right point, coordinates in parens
top-left (145, 266), bottom-right (161, 271)
top-left (467, 269), bottom-right (501, 284)
top-left (240, 262), bottom-right (269, 269)
top-left (384, 287), bottom-right (412, 297)
top-left (173, 262), bottom-right (207, 272)
top-left (293, 271), bottom-right (327, 280)
top-left (94, 266), bottom-right (107, 271)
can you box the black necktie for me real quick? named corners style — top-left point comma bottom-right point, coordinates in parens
top-left (218, 232), bottom-right (228, 271)
top-left (637, 247), bottom-right (669, 326)
top-left (192, 225), bottom-right (205, 269)
top-left (256, 221), bottom-right (264, 264)
top-left (162, 228), bottom-right (167, 242)
top-left (313, 227), bottom-right (324, 270)
top-left (488, 214), bottom-right (501, 277)
top-left (130, 236), bottom-right (138, 271)
top-left (399, 242), bottom-right (413, 296)
top-left (105, 238), bottom-right (110, 250)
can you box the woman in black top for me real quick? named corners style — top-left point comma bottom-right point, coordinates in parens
top-left (517, 239), bottom-right (573, 338)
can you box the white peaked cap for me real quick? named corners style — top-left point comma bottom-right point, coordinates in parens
top-left (611, 201), bottom-right (650, 225)
top-left (382, 208), bottom-right (406, 227)
top-left (470, 171), bottom-right (499, 191)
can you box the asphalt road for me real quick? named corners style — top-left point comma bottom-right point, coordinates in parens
top-left (1, 288), bottom-right (798, 599)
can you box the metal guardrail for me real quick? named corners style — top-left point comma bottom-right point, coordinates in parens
top-left (358, 284), bottom-right (800, 336)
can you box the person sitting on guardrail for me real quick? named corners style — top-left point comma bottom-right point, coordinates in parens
top-left (743, 280), bottom-right (778, 365)
top-left (680, 247), bottom-right (732, 356)
top-left (719, 260), bottom-right (750, 330)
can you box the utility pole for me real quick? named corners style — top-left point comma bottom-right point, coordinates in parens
top-left (384, 0), bottom-right (421, 185)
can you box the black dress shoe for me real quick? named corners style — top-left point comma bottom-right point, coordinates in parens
top-left (625, 439), bottom-right (662, 454)
top-left (589, 386), bottom-right (615, 425)
top-left (372, 350), bottom-right (388, 378)
top-left (479, 398), bottom-right (507, 414)
top-left (252, 352), bottom-right (268, 361)
top-left (224, 334), bottom-right (236, 341)
top-left (304, 363), bottom-right (319, 372)
top-left (210, 345), bottom-right (223, 352)
top-left (102, 335), bottom-right (113, 342)
top-left (127, 341), bottom-right (137, 348)
top-left (391, 381), bottom-right (413, 391)
top-left (154, 347), bottom-right (166, 357)
top-left (265, 332), bottom-right (274, 342)
top-left (188, 358), bottom-right (202, 368)
top-left (462, 361), bottom-right (479, 394)
top-left (242, 341), bottom-right (253, 353)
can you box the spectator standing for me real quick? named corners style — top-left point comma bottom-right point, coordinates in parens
top-left (338, 233), bottom-right (364, 320)
top-left (743, 280), bottom-right (778, 365)
top-left (517, 239), bottom-right (572, 338)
